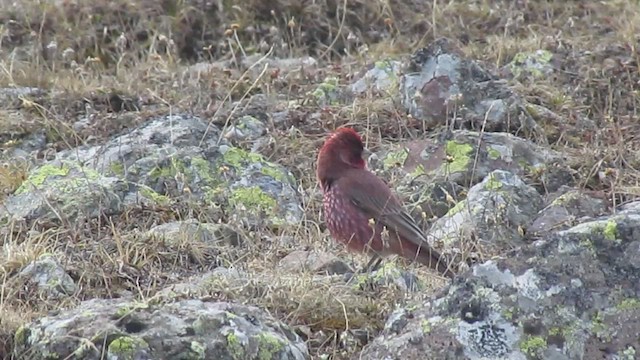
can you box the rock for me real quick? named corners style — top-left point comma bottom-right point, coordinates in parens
top-left (277, 250), bottom-right (353, 275)
top-left (369, 130), bottom-right (572, 203)
top-left (13, 298), bottom-right (309, 360)
top-left (2, 160), bottom-right (127, 223)
top-left (350, 60), bottom-right (402, 95)
top-left (428, 170), bottom-right (543, 256)
top-left (17, 255), bottom-right (76, 299)
top-left (223, 115), bottom-right (267, 142)
top-left (529, 189), bottom-right (609, 235)
top-left (0, 87), bottom-right (45, 106)
top-left (146, 220), bottom-right (245, 248)
top-left (400, 38), bottom-right (544, 140)
top-left (359, 206), bottom-right (640, 360)
top-left (5, 114), bottom-right (303, 229)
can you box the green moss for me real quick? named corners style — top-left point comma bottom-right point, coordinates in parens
top-left (603, 219), bottom-right (618, 241)
top-left (487, 147), bottom-right (501, 160)
top-left (519, 335), bottom-right (547, 356)
top-left (383, 148), bottom-right (408, 170)
top-left (15, 163), bottom-right (70, 194)
top-left (257, 332), bottom-right (285, 360)
top-left (226, 332), bottom-right (245, 359)
top-left (444, 141), bottom-right (473, 173)
top-left (229, 186), bottom-right (276, 212)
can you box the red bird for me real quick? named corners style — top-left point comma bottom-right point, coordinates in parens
top-left (316, 127), bottom-right (455, 279)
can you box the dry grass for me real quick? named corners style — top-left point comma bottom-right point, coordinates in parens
top-left (1, 0), bottom-right (640, 358)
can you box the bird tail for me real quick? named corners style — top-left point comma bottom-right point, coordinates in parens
top-left (413, 245), bottom-right (456, 279)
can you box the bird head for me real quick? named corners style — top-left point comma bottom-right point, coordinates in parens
top-left (316, 127), bottom-right (370, 189)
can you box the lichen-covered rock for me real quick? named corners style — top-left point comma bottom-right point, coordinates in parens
top-left (359, 202), bottom-right (640, 360)
top-left (529, 188), bottom-right (609, 236)
top-left (367, 130), bottom-right (572, 218)
top-left (223, 115), bottom-right (267, 142)
top-left (2, 160), bottom-right (127, 223)
top-left (17, 254), bottom-right (76, 299)
top-left (350, 60), bottom-right (402, 96)
top-left (9, 114), bottom-right (303, 229)
top-left (400, 38), bottom-right (545, 140)
top-left (13, 298), bottom-right (309, 360)
top-left (428, 170), bottom-right (543, 255)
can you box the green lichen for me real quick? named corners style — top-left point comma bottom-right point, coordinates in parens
top-left (603, 219), bottom-right (618, 241)
top-left (149, 162), bottom-right (177, 180)
top-left (139, 185), bottom-right (171, 205)
top-left (108, 336), bottom-right (149, 359)
top-left (229, 186), bottom-right (276, 212)
top-left (620, 345), bottom-right (637, 359)
top-left (446, 201), bottom-right (466, 216)
top-left (579, 239), bottom-right (597, 257)
top-left (484, 173), bottom-right (503, 190)
top-left (444, 141), bottom-right (473, 173)
top-left (114, 301), bottom-right (149, 319)
top-left (15, 163), bottom-right (70, 194)
top-left (551, 191), bottom-right (580, 206)
top-left (311, 77), bottom-right (340, 104)
top-left (487, 147), bottom-right (501, 160)
top-left (548, 327), bottom-right (562, 336)
top-left (257, 332), bottom-right (285, 360)
top-left (110, 162), bottom-right (125, 177)
top-left (502, 307), bottom-right (515, 321)
top-left (616, 298), bottom-right (640, 311)
top-left (261, 164), bottom-right (287, 183)
top-left (591, 310), bottom-right (613, 342)
top-left (410, 164), bottom-right (426, 177)
top-left (226, 331), bottom-right (245, 359)
top-left (421, 320), bottom-right (432, 334)
top-left (519, 335), bottom-right (547, 356)
top-left (14, 326), bottom-right (28, 345)
top-left (222, 147), bottom-right (264, 168)
top-left (189, 341), bottom-right (206, 360)
top-left (383, 148), bottom-right (408, 170)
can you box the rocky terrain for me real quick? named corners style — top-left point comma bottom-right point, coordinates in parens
top-left (1, 1), bottom-right (640, 359)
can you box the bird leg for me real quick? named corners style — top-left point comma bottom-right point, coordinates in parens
top-left (364, 254), bottom-right (383, 273)
top-left (344, 254), bottom-right (384, 285)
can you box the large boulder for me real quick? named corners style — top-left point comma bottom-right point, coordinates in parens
top-left (359, 202), bottom-right (640, 360)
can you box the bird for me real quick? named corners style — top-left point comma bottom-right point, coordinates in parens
top-left (316, 127), bottom-right (455, 279)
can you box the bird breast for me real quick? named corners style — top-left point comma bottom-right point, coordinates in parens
top-left (323, 185), bottom-right (382, 253)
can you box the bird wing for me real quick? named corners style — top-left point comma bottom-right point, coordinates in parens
top-left (341, 170), bottom-right (430, 247)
